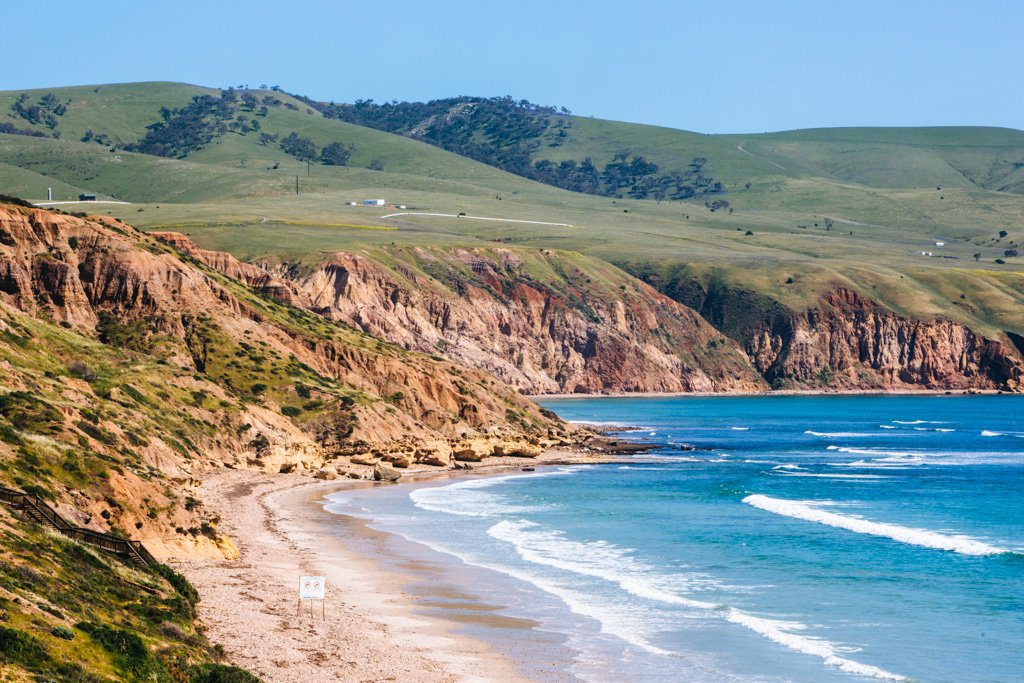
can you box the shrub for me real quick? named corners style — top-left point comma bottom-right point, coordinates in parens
top-left (188, 663), bottom-right (262, 683)
top-left (68, 360), bottom-right (97, 381)
top-left (281, 406), bottom-right (301, 417)
top-left (151, 564), bottom-right (199, 611)
top-left (52, 626), bottom-right (74, 640)
top-left (0, 392), bottom-right (63, 434)
top-left (0, 625), bottom-right (49, 668)
top-left (76, 622), bottom-right (153, 677)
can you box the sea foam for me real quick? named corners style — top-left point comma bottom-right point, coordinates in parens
top-left (488, 519), bottom-right (907, 680)
top-left (409, 469), bottom-right (573, 517)
top-left (742, 494), bottom-right (1010, 556)
top-left (805, 430), bottom-right (880, 438)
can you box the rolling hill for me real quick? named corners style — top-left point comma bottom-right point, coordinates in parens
top-left (1, 81), bottom-right (1023, 392)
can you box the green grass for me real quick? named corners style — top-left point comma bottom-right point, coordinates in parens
top-left (2, 81), bottom-right (1024, 339)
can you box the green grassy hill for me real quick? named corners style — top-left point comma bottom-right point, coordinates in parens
top-left (1, 81), bottom-right (1023, 344)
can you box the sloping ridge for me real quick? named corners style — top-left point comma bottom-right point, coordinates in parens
top-left (0, 485), bottom-right (155, 565)
top-left (151, 232), bottom-right (768, 395)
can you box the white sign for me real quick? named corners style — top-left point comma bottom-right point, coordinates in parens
top-left (299, 575), bottom-right (325, 600)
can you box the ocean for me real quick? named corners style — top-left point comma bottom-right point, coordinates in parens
top-left (325, 395), bottom-right (1024, 682)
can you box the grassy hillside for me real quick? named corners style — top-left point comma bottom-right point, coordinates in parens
top-left (1, 81), bottom-right (1023, 342)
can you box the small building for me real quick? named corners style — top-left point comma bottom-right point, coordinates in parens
top-left (362, 199), bottom-right (386, 206)
top-left (345, 201), bottom-right (358, 206)
top-left (935, 241), bottom-right (945, 247)
top-left (79, 193), bottom-right (97, 202)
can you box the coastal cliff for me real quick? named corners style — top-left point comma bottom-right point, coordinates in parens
top-left (0, 204), bottom-right (573, 559)
top-left (679, 281), bottom-right (1024, 392)
top-left (152, 233), bottom-right (767, 395)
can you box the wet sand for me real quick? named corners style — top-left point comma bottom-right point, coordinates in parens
top-left (176, 451), bottom-right (613, 682)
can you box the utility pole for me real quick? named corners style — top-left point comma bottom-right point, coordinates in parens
top-left (307, 159), bottom-right (310, 177)
top-left (295, 175), bottom-right (299, 195)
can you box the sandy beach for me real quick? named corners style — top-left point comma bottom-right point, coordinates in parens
top-left (176, 451), bottom-right (611, 682)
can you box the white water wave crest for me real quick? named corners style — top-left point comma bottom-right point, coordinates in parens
top-left (488, 519), bottom-right (907, 680)
top-left (805, 430), bottom-right (882, 438)
top-left (776, 473), bottom-right (892, 480)
top-left (409, 469), bottom-right (575, 517)
top-left (742, 494), bottom-right (1011, 556)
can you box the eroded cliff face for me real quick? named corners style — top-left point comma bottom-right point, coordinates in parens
top-left (700, 285), bottom-right (1023, 391)
top-left (0, 205), bottom-right (574, 558)
top-left (152, 234), bottom-right (767, 395)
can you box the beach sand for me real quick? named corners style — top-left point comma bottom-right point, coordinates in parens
top-left (176, 451), bottom-right (611, 682)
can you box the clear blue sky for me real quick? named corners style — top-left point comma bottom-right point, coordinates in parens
top-left (4, 0), bottom-right (1021, 133)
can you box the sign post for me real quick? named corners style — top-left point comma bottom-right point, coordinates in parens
top-left (298, 575), bottom-right (326, 619)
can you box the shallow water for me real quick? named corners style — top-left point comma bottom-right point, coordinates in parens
top-left (326, 395), bottom-right (1024, 682)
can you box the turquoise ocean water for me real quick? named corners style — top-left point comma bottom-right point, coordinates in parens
top-left (326, 396), bottom-right (1024, 682)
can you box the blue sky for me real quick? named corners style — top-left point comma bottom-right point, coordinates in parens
top-left (4, 0), bottom-right (1020, 133)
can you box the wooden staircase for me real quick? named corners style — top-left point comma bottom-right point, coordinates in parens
top-left (0, 486), bottom-right (157, 566)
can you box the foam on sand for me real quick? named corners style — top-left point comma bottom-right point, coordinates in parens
top-left (742, 494), bottom-right (1010, 556)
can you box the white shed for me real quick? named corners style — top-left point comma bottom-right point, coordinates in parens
top-left (362, 199), bottom-right (386, 206)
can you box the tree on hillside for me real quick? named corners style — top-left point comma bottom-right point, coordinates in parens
top-left (320, 141), bottom-right (356, 166)
top-left (279, 132), bottom-right (318, 162)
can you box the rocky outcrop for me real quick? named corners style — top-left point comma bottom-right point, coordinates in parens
top-left (697, 285), bottom-right (1024, 391)
top-left (153, 234), bottom-right (767, 395)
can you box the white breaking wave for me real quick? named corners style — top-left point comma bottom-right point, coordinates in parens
top-left (805, 430), bottom-right (880, 438)
top-left (892, 420), bottom-right (946, 425)
top-left (730, 426), bottom-right (750, 431)
top-left (776, 473), bottom-right (892, 480)
top-left (879, 425), bottom-right (897, 429)
top-left (570, 420), bottom-right (650, 430)
top-left (488, 519), bottom-right (907, 681)
top-left (619, 465), bottom-right (681, 470)
top-left (773, 464), bottom-right (803, 470)
top-left (409, 469), bottom-right (574, 517)
top-left (742, 494), bottom-right (1010, 556)
top-left (981, 430), bottom-right (1024, 439)
top-left (831, 447), bottom-right (920, 458)
top-left (724, 610), bottom-right (905, 681)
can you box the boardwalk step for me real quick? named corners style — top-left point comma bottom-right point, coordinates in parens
top-left (0, 485), bottom-right (156, 567)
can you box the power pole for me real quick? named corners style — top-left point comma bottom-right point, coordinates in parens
top-left (295, 175), bottom-right (299, 194)
top-left (307, 160), bottom-right (310, 177)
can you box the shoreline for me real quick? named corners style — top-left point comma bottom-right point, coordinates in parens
top-left (530, 387), bottom-right (1010, 400)
top-left (176, 450), bottom-right (617, 682)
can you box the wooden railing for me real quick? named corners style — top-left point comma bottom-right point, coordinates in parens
top-left (0, 486), bottom-right (156, 566)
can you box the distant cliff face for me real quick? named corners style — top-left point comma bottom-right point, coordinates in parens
top-left (152, 234), bottom-right (767, 395)
top-left (681, 281), bottom-right (1024, 392)
top-left (0, 207), bottom-right (568, 468)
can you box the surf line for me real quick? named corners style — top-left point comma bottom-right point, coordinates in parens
top-left (742, 494), bottom-right (1009, 556)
